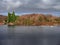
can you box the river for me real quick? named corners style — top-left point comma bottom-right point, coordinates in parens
top-left (0, 25), bottom-right (60, 45)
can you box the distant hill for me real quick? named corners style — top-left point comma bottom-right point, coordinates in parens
top-left (15, 14), bottom-right (60, 26)
top-left (0, 14), bottom-right (60, 26)
top-left (0, 15), bottom-right (7, 23)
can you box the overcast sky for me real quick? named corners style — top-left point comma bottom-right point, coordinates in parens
top-left (0, 0), bottom-right (60, 16)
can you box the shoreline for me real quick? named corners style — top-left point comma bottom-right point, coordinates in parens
top-left (0, 14), bottom-right (60, 26)
top-left (0, 24), bottom-right (60, 27)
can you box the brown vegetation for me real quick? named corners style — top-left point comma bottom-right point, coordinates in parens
top-left (0, 15), bottom-right (7, 24)
top-left (15, 14), bottom-right (60, 26)
top-left (0, 14), bottom-right (60, 26)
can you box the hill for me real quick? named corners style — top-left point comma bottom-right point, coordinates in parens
top-left (0, 15), bottom-right (7, 24)
top-left (15, 14), bottom-right (60, 26)
top-left (0, 14), bottom-right (60, 26)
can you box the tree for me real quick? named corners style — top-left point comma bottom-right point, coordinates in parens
top-left (7, 11), bottom-right (16, 23)
top-left (8, 12), bottom-right (11, 23)
top-left (12, 11), bottom-right (16, 22)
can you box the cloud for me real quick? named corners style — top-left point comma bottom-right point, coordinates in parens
top-left (2, 0), bottom-right (22, 10)
top-left (35, 0), bottom-right (58, 9)
top-left (0, 0), bottom-right (60, 12)
top-left (53, 5), bottom-right (60, 10)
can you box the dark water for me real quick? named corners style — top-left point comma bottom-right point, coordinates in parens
top-left (0, 25), bottom-right (60, 45)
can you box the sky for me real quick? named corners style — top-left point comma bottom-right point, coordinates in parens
top-left (0, 0), bottom-right (60, 16)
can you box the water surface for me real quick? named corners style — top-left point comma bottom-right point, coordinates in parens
top-left (0, 25), bottom-right (60, 45)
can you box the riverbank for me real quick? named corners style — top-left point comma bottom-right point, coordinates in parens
top-left (0, 22), bottom-right (59, 26)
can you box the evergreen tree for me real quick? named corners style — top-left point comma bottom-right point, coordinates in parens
top-left (8, 12), bottom-right (11, 23)
top-left (12, 11), bottom-right (16, 22)
top-left (7, 11), bottom-right (16, 23)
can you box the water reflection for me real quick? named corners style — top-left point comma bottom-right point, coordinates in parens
top-left (7, 26), bottom-right (15, 39)
top-left (0, 25), bottom-right (60, 45)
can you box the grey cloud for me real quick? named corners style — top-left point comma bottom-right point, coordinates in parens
top-left (0, 0), bottom-right (60, 12)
